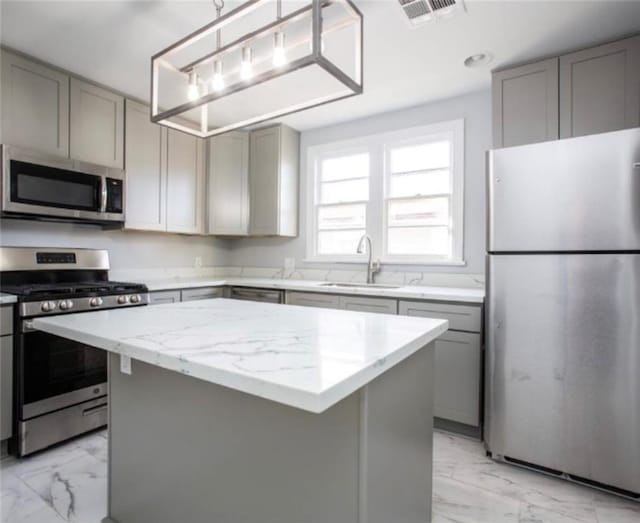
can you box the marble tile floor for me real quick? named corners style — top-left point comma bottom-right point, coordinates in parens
top-left (1, 429), bottom-right (638, 523)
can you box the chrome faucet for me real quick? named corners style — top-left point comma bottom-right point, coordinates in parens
top-left (356, 234), bottom-right (381, 284)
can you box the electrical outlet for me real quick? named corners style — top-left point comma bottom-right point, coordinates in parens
top-left (120, 355), bottom-right (132, 375)
top-left (284, 257), bottom-right (295, 270)
top-left (194, 256), bottom-right (203, 268)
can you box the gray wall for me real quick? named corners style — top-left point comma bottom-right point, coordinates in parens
top-left (0, 220), bottom-right (230, 269)
top-left (227, 89), bottom-right (491, 274)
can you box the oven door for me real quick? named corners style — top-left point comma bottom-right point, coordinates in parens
top-left (19, 322), bottom-right (107, 420)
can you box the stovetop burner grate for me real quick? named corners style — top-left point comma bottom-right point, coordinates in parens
top-left (1, 280), bottom-right (148, 298)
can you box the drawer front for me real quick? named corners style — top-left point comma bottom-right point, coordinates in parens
top-left (149, 290), bottom-right (181, 305)
top-left (434, 331), bottom-right (481, 427)
top-left (0, 306), bottom-right (13, 336)
top-left (399, 300), bottom-right (482, 333)
top-left (181, 287), bottom-right (224, 302)
top-left (286, 292), bottom-right (341, 309)
top-left (1, 335), bottom-right (13, 440)
top-left (339, 296), bottom-right (397, 315)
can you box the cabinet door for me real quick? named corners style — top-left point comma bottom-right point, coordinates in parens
top-left (166, 129), bottom-right (205, 234)
top-left (149, 290), bottom-right (181, 305)
top-left (492, 58), bottom-right (559, 148)
top-left (339, 295), bottom-right (397, 314)
top-left (0, 336), bottom-right (13, 440)
top-left (124, 100), bottom-right (166, 231)
top-left (70, 78), bottom-right (124, 168)
top-left (181, 287), bottom-right (224, 302)
top-left (249, 126), bottom-right (280, 235)
top-left (560, 35), bottom-right (640, 138)
top-left (207, 132), bottom-right (249, 235)
top-left (433, 331), bottom-right (481, 427)
top-left (0, 50), bottom-right (69, 156)
top-left (285, 291), bottom-right (341, 309)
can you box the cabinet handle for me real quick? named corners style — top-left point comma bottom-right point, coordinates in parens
top-left (633, 162), bottom-right (640, 169)
top-left (83, 403), bottom-right (108, 416)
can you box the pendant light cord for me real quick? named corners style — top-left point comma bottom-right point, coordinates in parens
top-left (213, 0), bottom-right (224, 49)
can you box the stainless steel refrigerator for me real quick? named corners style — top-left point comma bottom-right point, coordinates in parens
top-left (486, 127), bottom-right (640, 498)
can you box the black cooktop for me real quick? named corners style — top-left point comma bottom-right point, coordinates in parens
top-left (1, 280), bottom-right (148, 299)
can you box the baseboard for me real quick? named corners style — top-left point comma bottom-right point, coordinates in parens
top-left (434, 417), bottom-right (482, 440)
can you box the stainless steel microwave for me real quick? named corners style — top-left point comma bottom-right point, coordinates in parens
top-left (1, 145), bottom-right (125, 225)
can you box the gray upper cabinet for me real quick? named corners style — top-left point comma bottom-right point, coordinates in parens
top-left (492, 58), bottom-right (559, 148)
top-left (0, 50), bottom-right (69, 156)
top-left (560, 35), bottom-right (640, 138)
top-left (207, 131), bottom-right (249, 236)
top-left (166, 129), bottom-right (205, 234)
top-left (249, 125), bottom-right (299, 237)
top-left (124, 100), bottom-right (167, 232)
top-left (70, 78), bottom-right (124, 168)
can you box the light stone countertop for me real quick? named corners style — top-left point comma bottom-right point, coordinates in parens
top-left (141, 277), bottom-right (485, 304)
top-left (0, 293), bottom-right (17, 305)
top-left (33, 298), bottom-right (448, 413)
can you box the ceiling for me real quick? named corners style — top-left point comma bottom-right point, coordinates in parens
top-left (1, 0), bottom-right (639, 131)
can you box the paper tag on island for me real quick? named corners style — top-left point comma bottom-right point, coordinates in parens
top-left (120, 355), bottom-right (132, 375)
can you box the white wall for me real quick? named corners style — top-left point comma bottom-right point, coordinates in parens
top-left (228, 89), bottom-right (491, 274)
top-left (0, 220), bottom-right (231, 270)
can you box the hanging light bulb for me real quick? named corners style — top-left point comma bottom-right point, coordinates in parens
top-left (187, 72), bottom-right (200, 101)
top-left (211, 60), bottom-right (225, 92)
top-left (273, 32), bottom-right (286, 67)
top-left (240, 47), bottom-right (253, 80)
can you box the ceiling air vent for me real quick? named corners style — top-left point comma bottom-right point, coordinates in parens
top-left (398, 0), bottom-right (466, 27)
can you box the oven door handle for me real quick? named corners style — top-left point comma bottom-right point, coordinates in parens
top-left (99, 176), bottom-right (108, 213)
top-left (82, 403), bottom-right (108, 416)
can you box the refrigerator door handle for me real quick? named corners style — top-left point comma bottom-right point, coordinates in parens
top-left (633, 162), bottom-right (640, 169)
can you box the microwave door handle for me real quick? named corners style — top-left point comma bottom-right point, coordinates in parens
top-left (99, 177), bottom-right (108, 213)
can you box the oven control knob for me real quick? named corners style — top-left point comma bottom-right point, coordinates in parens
top-left (59, 300), bottom-right (74, 311)
top-left (89, 297), bottom-right (103, 307)
top-left (117, 295), bottom-right (129, 305)
top-left (130, 294), bottom-right (141, 304)
top-left (41, 301), bottom-right (57, 312)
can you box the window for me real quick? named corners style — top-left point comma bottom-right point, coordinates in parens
top-left (307, 120), bottom-right (464, 264)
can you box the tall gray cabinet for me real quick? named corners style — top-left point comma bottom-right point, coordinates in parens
top-left (0, 49), bottom-right (69, 156)
top-left (493, 34), bottom-right (640, 148)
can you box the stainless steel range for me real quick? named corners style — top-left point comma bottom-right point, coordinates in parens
top-left (0, 247), bottom-right (149, 456)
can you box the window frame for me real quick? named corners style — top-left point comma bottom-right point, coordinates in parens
top-left (305, 119), bottom-right (465, 265)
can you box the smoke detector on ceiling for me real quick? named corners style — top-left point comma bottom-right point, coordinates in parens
top-left (398, 0), bottom-right (466, 27)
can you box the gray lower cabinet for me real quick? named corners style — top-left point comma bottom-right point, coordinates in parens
top-left (166, 129), bottom-right (205, 234)
top-left (149, 290), bottom-right (181, 305)
top-left (286, 292), bottom-right (341, 309)
top-left (399, 300), bottom-right (482, 430)
top-left (492, 58), bottom-right (559, 148)
top-left (70, 78), bottom-right (124, 168)
top-left (433, 331), bottom-right (481, 427)
top-left (206, 132), bottom-right (249, 236)
top-left (181, 287), bottom-right (224, 302)
top-left (124, 100), bottom-right (167, 231)
top-left (1, 305), bottom-right (14, 441)
top-left (339, 295), bottom-right (397, 314)
top-left (0, 49), bottom-right (69, 156)
top-left (560, 35), bottom-right (640, 138)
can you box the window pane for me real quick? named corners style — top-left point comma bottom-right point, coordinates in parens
top-left (387, 226), bottom-right (450, 256)
top-left (389, 169), bottom-right (450, 198)
top-left (387, 197), bottom-right (449, 227)
top-left (318, 204), bottom-right (366, 230)
top-left (318, 229), bottom-right (365, 255)
top-left (321, 153), bottom-right (369, 182)
top-left (390, 141), bottom-right (450, 173)
top-left (320, 178), bottom-right (368, 204)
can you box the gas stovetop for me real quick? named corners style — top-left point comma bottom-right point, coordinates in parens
top-left (2, 280), bottom-right (148, 300)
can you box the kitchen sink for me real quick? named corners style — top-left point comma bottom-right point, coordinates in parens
top-left (318, 282), bottom-right (402, 289)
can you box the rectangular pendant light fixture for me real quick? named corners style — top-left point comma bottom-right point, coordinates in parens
top-left (150, 0), bottom-right (363, 138)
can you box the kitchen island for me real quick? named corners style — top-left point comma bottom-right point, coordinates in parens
top-left (33, 298), bottom-right (448, 523)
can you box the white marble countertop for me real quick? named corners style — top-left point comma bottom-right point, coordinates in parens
top-left (142, 277), bottom-right (485, 303)
top-left (0, 293), bottom-right (17, 305)
top-left (33, 299), bottom-right (448, 413)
